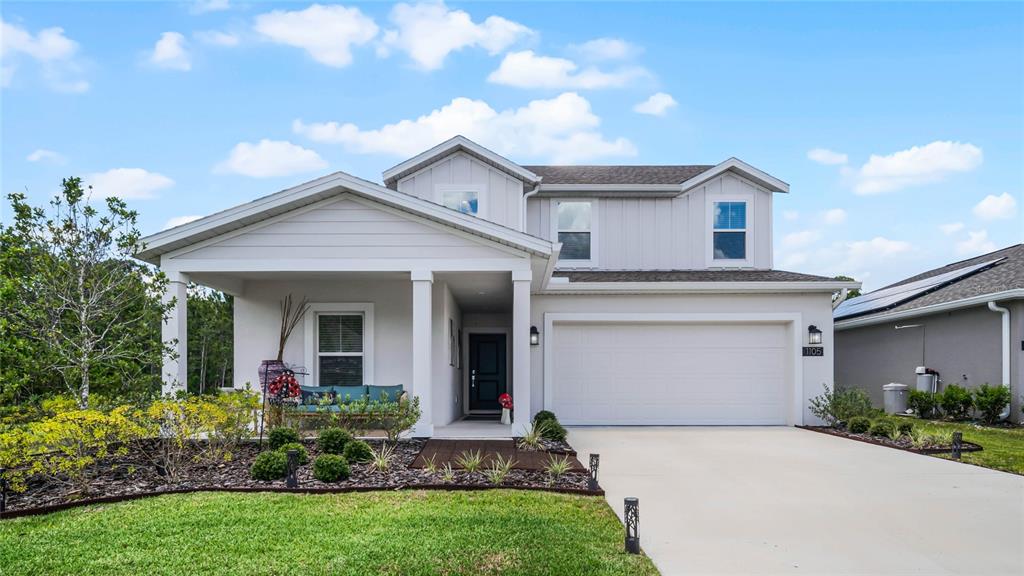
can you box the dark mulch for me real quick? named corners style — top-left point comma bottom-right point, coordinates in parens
top-left (411, 439), bottom-right (587, 472)
top-left (3, 438), bottom-right (594, 514)
top-left (801, 426), bottom-right (983, 454)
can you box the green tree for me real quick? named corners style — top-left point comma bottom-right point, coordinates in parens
top-left (833, 275), bottom-right (862, 303)
top-left (187, 285), bottom-right (233, 394)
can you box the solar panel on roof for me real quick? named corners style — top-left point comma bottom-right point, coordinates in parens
top-left (834, 258), bottom-right (1004, 320)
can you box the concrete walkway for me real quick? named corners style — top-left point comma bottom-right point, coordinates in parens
top-left (569, 427), bottom-right (1024, 576)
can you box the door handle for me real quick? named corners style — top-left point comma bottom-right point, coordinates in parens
top-left (471, 369), bottom-right (476, 388)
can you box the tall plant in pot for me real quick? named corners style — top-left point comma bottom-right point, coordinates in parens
top-left (258, 294), bottom-right (309, 444)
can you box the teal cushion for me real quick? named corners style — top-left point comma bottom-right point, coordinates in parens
top-left (367, 385), bottom-right (404, 402)
top-left (331, 386), bottom-right (367, 403)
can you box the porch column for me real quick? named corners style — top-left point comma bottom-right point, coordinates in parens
top-left (161, 271), bottom-right (189, 396)
top-left (411, 270), bottom-right (433, 436)
top-left (511, 270), bottom-right (532, 435)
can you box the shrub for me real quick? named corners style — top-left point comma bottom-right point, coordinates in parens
top-left (342, 439), bottom-right (374, 463)
top-left (894, 419), bottom-right (915, 435)
top-left (908, 390), bottom-right (940, 419)
top-left (809, 384), bottom-right (874, 427)
top-left (532, 411), bottom-right (567, 441)
top-left (869, 419), bottom-right (896, 438)
top-left (208, 390), bottom-right (259, 461)
top-left (371, 443), bottom-right (396, 472)
top-left (518, 421), bottom-right (545, 450)
top-left (533, 410), bottom-right (557, 424)
top-left (268, 426), bottom-right (300, 450)
top-left (312, 454), bottom-right (350, 482)
top-left (544, 454), bottom-right (573, 483)
top-left (250, 450), bottom-right (288, 481)
top-left (847, 416), bottom-right (871, 434)
top-left (275, 442), bottom-right (309, 465)
top-left (939, 385), bottom-right (973, 420)
top-left (974, 384), bottom-right (1011, 424)
top-left (317, 427), bottom-right (352, 455)
top-left (131, 396), bottom-right (229, 482)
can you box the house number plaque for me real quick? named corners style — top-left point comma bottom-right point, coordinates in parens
top-left (802, 346), bottom-right (824, 357)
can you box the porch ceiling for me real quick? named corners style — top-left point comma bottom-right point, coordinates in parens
top-left (437, 272), bottom-right (512, 313)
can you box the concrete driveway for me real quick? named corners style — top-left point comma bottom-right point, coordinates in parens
top-left (569, 427), bottom-right (1024, 576)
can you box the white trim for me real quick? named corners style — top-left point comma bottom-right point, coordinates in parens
top-left (540, 280), bottom-right (859, 294)
top-left (162, 257), bottom-right (533, 274)
top-left (551, 198), bottom-right (598, 269)
top-left (537, 184), bottom-right (682, 194)
top-left (707, 196), bottom-right (753, 268)
top-left (461, 327), bottom-right (512, 415)
top-left (835, 289), bottom-right (1024, 330)
top-left (382, 135), bottom-right (540, 185)
top-left (680, 157), bottom-right (789, 194)
top-left (542, 312), bottom-right (805, 426)
top-left (435, 183), bottom-right (486, 219)
top-left (303, 303), bottom-right (375, 387)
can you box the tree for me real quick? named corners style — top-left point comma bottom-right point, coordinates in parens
top-left (5, 178), bottom-right (174, 408)
top-left (187, 285), bottom-right (233, 394)
top-left (832, 275), bottom-right (862, 303)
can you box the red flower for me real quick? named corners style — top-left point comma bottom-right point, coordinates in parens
top-left (498, 393), bottom-right (513, 410)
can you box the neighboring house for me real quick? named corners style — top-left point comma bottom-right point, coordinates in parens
top-left (834, 244), bottom-right (1023, 423)
top-left (136, 135), bottom-right (856, 435)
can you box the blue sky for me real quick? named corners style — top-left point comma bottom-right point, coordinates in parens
top-left (3, 1), bottom-right (1022, 290)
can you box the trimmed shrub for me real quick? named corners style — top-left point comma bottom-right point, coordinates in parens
top-left (275, 442), bottom-right (309, 465)
top-left (317, 427), bottom-right (352, 455)
top-left (268, 426), bottom-right (300, 450)
top-left (939, 385), bottom-right (973, 420)
top-left (532, 410), bottom-right (567, 441)
top-left (250, 450), bottom-right (288, 480)
top-left (974, 384), bottom-right (1011, 424)
top-left (809, 384), bottom-right (874, 427)
top-left (869, 419), bottom-right (896, 438)
top-left (533, 410), bottom-right (557, 424)
top-left (847, 416), bottom-right (871, 434)
top-left (908, 390), bottom-right (940, 419)
top-left (894, 419), bottom-right (914, 435)
top-left (342, 439), bottom-right (374, 463)
top-left (313, 454), bottom-right (350, 482)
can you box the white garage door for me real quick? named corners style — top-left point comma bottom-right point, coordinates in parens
top-left (550, 322), bottom-right (789, 425)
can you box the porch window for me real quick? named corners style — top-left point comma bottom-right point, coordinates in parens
top-left (555, 200), bottom-right (595, 266)
top-left (316, 313), bottom-right (364, 386)
top-left (712, 201), bottom-right (747, 260)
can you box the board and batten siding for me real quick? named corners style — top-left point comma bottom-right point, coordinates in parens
top-left (526, 173), bottom-right (773, 270)
top-left (395, 151), bottom-right (525, 230)
top-left (170, 194), bottom-right (521, 261)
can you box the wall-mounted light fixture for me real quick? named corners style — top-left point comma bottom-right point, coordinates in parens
top-left (530, 326), bottom-right (540, 346)
top-left (807, 325), bottom-right (822, 345)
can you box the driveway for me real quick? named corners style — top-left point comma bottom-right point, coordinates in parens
top-left (569, 427), bottom-right (1024, 576)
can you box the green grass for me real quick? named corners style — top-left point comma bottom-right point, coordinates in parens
top-left (0, 490), bottom-right (659, 576)
top-left (913, 420), bottom-right (1024, 475)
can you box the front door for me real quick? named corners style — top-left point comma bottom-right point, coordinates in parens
top-left (468, 333), bottom-right (507, 412)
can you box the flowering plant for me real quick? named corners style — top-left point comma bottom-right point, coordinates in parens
top-left (268, 371), bottom-right (300, 401)
top-left (498, 393), bottom-right (513, 410)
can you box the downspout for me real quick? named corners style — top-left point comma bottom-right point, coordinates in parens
top-left (832, 288), bottom-right (850, 310)
top-left (987, 301), bottom-right (1011, 421)
top-left (521, 182), bottom-right (541, 232)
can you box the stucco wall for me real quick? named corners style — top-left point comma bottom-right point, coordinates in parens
top-left (432, 283), bottom-right (463, 425)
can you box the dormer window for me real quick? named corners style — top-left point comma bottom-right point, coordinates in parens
top-left (553, 199), bottom-right (597, 267)
top-left (437, 184), bottom-right (483, 216)
top-left (713, 201), bottom-right (747, 260)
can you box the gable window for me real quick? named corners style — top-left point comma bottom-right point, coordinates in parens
top-left (437, 185), bottom-right (483, 216)
top-left (316, 313), bottom-right (364, 386)
top-left (713, 201), bottom-right (747, 260)
top-left (555, 200), bottom-right (595, 266)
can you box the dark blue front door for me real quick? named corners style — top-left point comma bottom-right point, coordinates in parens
top-left (469, 333), bottom-right (507, 411)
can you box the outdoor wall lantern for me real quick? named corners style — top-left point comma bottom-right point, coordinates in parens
top-left (530, 326), bottom-right (540, 346)
top-left (807, 325), bottom-right (822, 345)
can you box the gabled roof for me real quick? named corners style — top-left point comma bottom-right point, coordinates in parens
top-left (135, 170), bottom-right (553, 265)
top-left (382, 135), bottom-right (541, 187)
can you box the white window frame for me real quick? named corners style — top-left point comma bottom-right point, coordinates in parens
top-left (303, 303), bottom-right (374, 386)
top-left (551, 198), bottom-right (598, 269)
top-left (435, 184), bottom-right (486, 218)
top-left (706, 196), bottom-right (752, 267)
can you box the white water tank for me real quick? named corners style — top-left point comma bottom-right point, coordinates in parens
top-left (915, 366), bottom-right (937, 393)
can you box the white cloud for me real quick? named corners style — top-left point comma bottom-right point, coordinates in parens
top-left (378, 1), bottom-right (532, 70)
top-left (215, 139), bottom-right (328, 178)
top-left (293, 92), bottom-right (636, 164)
top-left (85, 168), bottom-right (174, 199)
top-left (190, 0), bottom-right (230, 14)
top-left (149, 32), bottom-right (191, 71)
top-left (1, 18), bottom-right (88, 92)
top-left (956, 230), bottom-right (996, 256)
top-left (822, 208), bottom-right (847, 225)
top-left (488, 50), bottom-right (647, 90)
top-left (633, 92), bottom-right (677, 116)
top-left (972, 193), bottom-right (1017, 220)
top-left (195, 30), bottom-right (239, 47)
top-left (254, 4), bottom-right (378, 68)
top-left (783, 210), bottom-right (799, 221)
top-left (26, 148), bottom-right (64, 163)
top-left (164, 215), bottom-right (202, 229)
top-left (853, 141), bottom-right (982, 195)
top-left (779, 236), bottom-right (914, 289)
top-left (570, 37), bottom-right (639, 61)
top-left (781, 230), bottom-right (821, 250)
top-left (807, 148), bottom-right (848, 166)
top-left (939, 222), bottom-right (964, 235)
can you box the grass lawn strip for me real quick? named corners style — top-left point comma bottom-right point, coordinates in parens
top-left (912, 421), bottom-right (1024, 475)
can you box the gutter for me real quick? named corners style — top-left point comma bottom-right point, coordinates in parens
top-left (987, 301), bottom-right (1012, 421)
top-left (539, 280), bottom-right (860, 295)
top-left (835, 289), bottom-right (1024, 330)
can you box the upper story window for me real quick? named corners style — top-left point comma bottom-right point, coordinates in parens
top-left (437, 185), bottom-right (483, 216)
top-left (554, 200), bottom-right (596, 266)
top-left (713, 201), bottom-right (747, 260)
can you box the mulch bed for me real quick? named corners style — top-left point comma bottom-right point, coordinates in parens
top-left (2, 438), bottom-right (596, 516)
top-left (800, 426), bottom-right (983, 455)
top-left (411, 439), bottom-right (587, 472)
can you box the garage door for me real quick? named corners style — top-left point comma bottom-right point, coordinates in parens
top-left (550, 322), bottom-right (789, 425)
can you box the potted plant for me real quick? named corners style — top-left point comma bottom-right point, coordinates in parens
top-left (498, 393), bottom-right (513, 425)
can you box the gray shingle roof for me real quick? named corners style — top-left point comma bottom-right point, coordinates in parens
top-left (552, 269), bottom-right (837, 282)
top-left (524, 165), bottom-right (713, 185)
top-left (840, 244), bottom-right (1024, 320)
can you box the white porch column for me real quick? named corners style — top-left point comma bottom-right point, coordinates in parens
top-left (511, 270), bottom-right (532, 435)
top-left (161, 271), bottom-right (189, 396)
top-left (411, 270), bottom-right (434, 436)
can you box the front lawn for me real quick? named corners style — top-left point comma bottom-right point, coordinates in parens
top-left (0, 490), bottom-right (659, 576)
top-left (912, 420), bottom-right (1024, 475)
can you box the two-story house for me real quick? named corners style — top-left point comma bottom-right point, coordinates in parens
top-left (136, 136), bottom-right (857, 436)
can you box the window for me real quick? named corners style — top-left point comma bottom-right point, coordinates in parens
top-left (316, 313), bottom-right (364, 386)
top-left (713, 201), bottom-right (746, 260)
top-left (440, 188), bottom-right (479, 215)
top-left (556, 200), bottom-right (594, 264)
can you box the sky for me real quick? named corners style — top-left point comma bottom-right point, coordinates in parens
top-left (2, 0), bottom-right (1022, 290)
